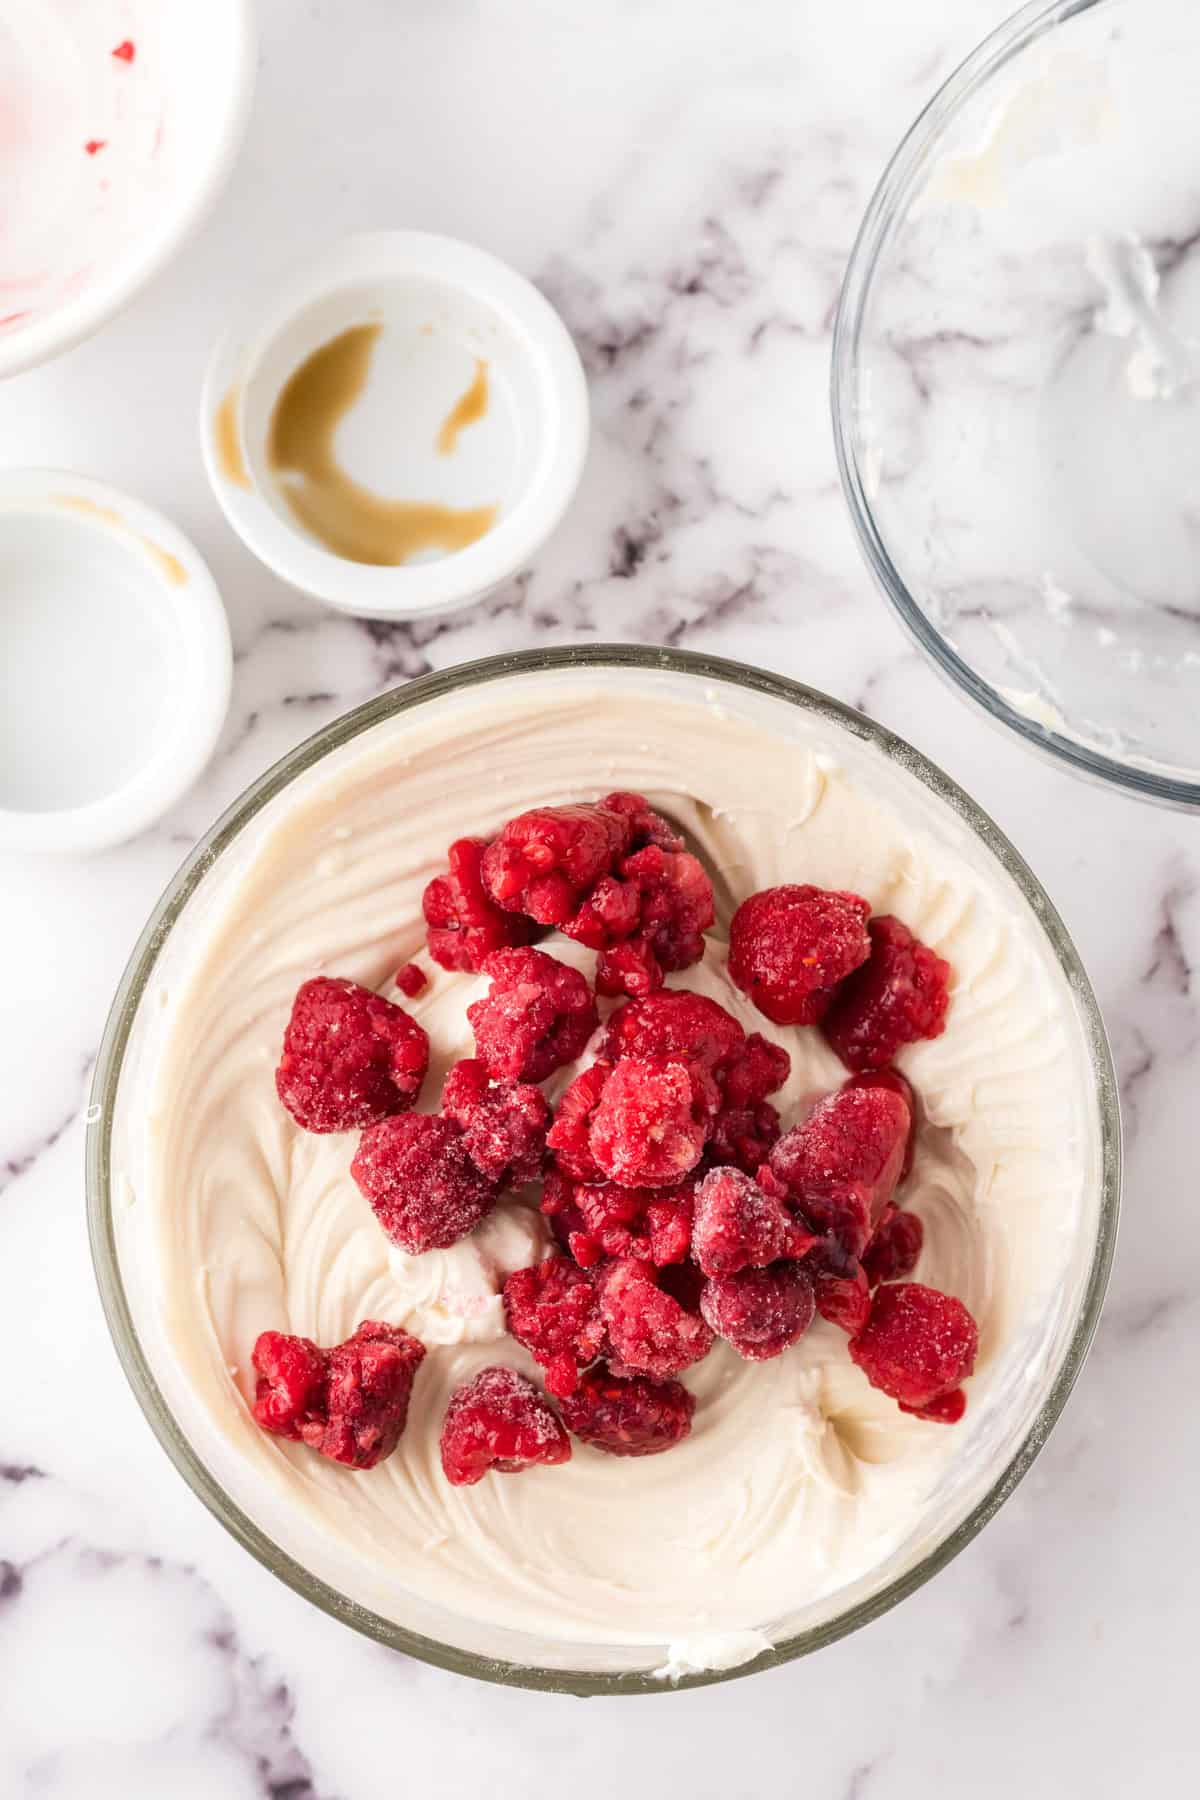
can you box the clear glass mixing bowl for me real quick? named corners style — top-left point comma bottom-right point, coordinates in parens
top-left (834, 0), bottom-right (1200, 806)
top-left (86, 647), bottom-right (1120, 1693)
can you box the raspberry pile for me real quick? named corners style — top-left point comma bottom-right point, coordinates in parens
top-left (253, 792), bottom-right (972, 1484)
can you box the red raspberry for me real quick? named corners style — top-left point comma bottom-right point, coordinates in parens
top-left (440, 1059), bottom-right (549, 1186)
top-left (351, 1113), bottom-right (497, 1253)
top-left (562, 874), bottom-right (641, 951)
top-left (823, 915), bottom-right (952, 1072)
top-left (423, 837), bottom-right (540, 972)
top-left (769, 1080), bottom-right (911, 1256)
top-left (846, 1068), bottom-right (917, 1178)
top-left (540, 1165), bottom-right (604, 1267)
top-left (623, 845), bottom-right (715, 968)
top-left (849, 1282), bottom-right (978, 1414)
top-left (905, 1387), bottom-right (967, 1424)
top-left (862, 1206), bottom-right (924, 1287)
top-left (252, 1321), bottom-right (425, 1470)
top-left (556, 1174), bottom-right (695, 1267)
top-left (803, 1238), bottom-right (872, 1333)
top-left (597, 1258), bottom-right (714, 1380)
top-left (707, 1101), bottom-right (782, 1174)
top-left (596, 936), bottom-right (663, 1000)
top-left (468, 947), bottom-right (598, 1084)
top-left (729, 885), bottom-right (871, 1026)
top-left (251, 1330), bottom-right (327, 1441)
top-left (599, 791), bottom-right (685, 852)
top-left (560, 1363), bottom-right (694, 1456)
top-left (720, 1032), bottom-right (792, 1108)
top-left (439, 1366), bottom-right (571, 1485)
top-left (394, 962), bottom-right (428, 999)
top-left (603, 990), bottom-right (745, 1072)
top-left (481, 804), bottom-right (630, 925)
top-left (691, 1166), bottom-right (814, 1278)
top-left (503, 1257), bottom-right (606, 1397)
top-left (546, 1062), bottom-right (612, 1182)
top-left (275, 977), bottom-right (430, 1134)
top-left (700, 1262), bottom-right (816, 1361)
top-left (588, 1057), bottom-right (713, 1188)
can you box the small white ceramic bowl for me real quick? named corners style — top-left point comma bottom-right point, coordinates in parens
top-left (201, 232), bottom-right (590, 620)
top-left (0, 0), bottom-right (256, 380)
top-left (0, 471), bottom-right (231, 853)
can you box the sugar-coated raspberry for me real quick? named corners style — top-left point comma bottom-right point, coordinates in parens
top-left (700, 1262), bottom-right (816, 1361)
top-left (597, 1258), bottom-right (714, 1380)
top-left (849, 1282), bottom-right (977, 1414)
top-left (481, 804), bottom-right (630, 925)
top-left (596, 936), bottom-right (663, 1000)
top-left (502, 1257), bottom-right (606, 1397)
top-left (467, 947), bottom-right (598, 1083)
top-left (802, 1238), bottom-right (872, 1333)
top-left (721, 1032), bottom-right (792, 1108)
top-left (560, 1363), bottom-right (695, 1456)
top-left (549, 1173), bottom-right (695, 1268)
top-left (599, 791), bottom-right (685, 853)
top-left (769, 1081), bottom-right (912, 1256)
top-left (351, 1113), bottom-right (497, 1253)
top-left (692, 1166), bottom-right (814, 1277)
top-left (546, 1062), bottom-right (612, 1182)
top-left (275, 977), bottom-right (430, 1133)
top-left (394, 962), bottom-right (428, 999)
top-left (251, 1320), bottom-right (426, 1470)
top-left (439, 1366), bottom-right (572, 1485)
top-left (846, 1068), bottom-right (917, 1179)
top-left (440, 1058), bottom-right (549, 1186)
top-left (423, 837), bottom-right (540, 972)
top-left (823, 915), bottom-right (952, 1072)
top-left (251, 1330), bottom-right (327, 1441)
top-left (540, 1165), bottom-right (604, 1267)
top-left (728, 885), bottom-right (871, 1026)
top-left (588, 1057), bottom-right (712, 1188)
top-left (707, 1101), bottom-right (783, 1174)
top-left (862, 1206), bottom-right (924, 1287)
top-left (603, 990), bottom-right (745, 1073)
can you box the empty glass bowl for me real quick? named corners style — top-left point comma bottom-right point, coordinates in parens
top-left (834, 0), bottom-right (1200, 806)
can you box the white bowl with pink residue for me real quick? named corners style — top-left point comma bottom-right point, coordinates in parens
top-left (0, 0), bottom-right (256, 380)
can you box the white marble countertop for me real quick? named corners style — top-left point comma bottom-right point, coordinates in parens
top-left (2, 0), bottom-right (1197, 1792)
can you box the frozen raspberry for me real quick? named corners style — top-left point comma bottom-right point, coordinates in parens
top-left (481, 804), bottom-right (630, 925)
top-left (603, 989), bottom-right (745, 1073)
top-left (563, 1175), bottom-right (694, 1267)
top-left (560, 1364), bottom-right (694, 1456)
top-left (251, 1330), bottom-right (327, 1441)
top-left (440, 1367), bottom-right (571, 1485)
top-left (707, 1101), bottom-right (782, 1174)
top-left (468, 947), bottom-right (598, 1083)
top-left (440, 1059), bottom-right (549, 1186)
top-left (588, 1057), bottom-right (713, 1188)
top-left (546, 1062), bottom-right (612, 1182)
top-left (394, 962), bottom-right (428, 999)
top-left (275, 977), bottom-right (430, 1133)
top-left (596, 937), bottom-right (664, 1000)
top-left (351, 1113), bottom-right (496, 1253)
top-left (252, 1321), bottom-right (425, 1470)
top-left (823, 915), bottom-right (952, 1072)
top-left (862, 1206), bottom-right (924, 1287)
top-left (599, 791), bottom-right (685, 852)
top-left (562, 874), bottom-right (641, 950)
top-left (769, 1080), bottom-right (912, 1256)
top-left (597, 1258), bottom-right (714, 1380)
top-left (846, 1068), bottom-right (917, 1178)
top-left (423, 837), bottom-right (540, 972)
top-left (721, 1033), bottom-right (792, 1108)
top-left (502, 1257), bottom-right (606, 1398)
top-left (540, 1165), bottom-right (603, 1266)
top-left (593, 847), bottom-right (715, 998)
top-left (729, 885), bottom-right (871, 1026)
top-left (803, 1237), bottom-right (872, 1334)
top-left (700, 1262), bottom-right (816, 1361)
top-left (849, 1282), bottom-right (978, 1414)
top-left (904, 1387), bottom-right (967, 1424)
top-left (692, 1166), bottom-right (814, 1278)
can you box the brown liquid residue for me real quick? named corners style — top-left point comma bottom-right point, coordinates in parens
top-left (436, 357), bottom-right (489, 455)
top-left (53, 494), bottom-right (189, 586)
top-left (215, 386), bottom-right (251, 489)
top-left (267, 323), bottom-right (497, 567)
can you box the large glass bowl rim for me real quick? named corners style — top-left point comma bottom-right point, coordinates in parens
top-left (86, 644), bottom-right (1121, 1695)
top-left (830, 0), bottom-right (1200, 809)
